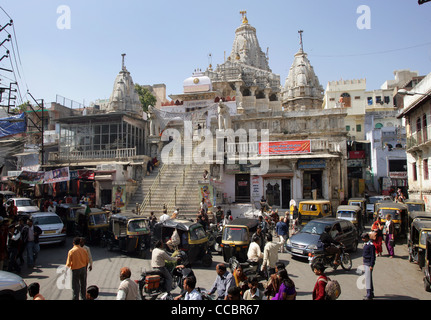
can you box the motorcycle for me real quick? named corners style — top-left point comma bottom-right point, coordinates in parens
top-left (207, 223), bottom-right (222, 255)
top-left (137, 251), bottom-right (189, 300)
top-left (308, 244), bottom-right (352, 271)
top-left (228, 256), bottom-right (266, 280)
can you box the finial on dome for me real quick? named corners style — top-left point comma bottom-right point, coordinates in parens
top-left (240, 10), bottom-right (248, 24)
top-left (298, 30), bottom-right (304, 52)
top-left (121, 53), bottom-right (126, 71)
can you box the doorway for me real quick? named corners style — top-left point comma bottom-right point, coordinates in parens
top-left (303, 171), bottom-right (323, 199)
top-left (281, 179), bottom-right (291, 209)
top-left (235, 174), bottom-right (250, 203)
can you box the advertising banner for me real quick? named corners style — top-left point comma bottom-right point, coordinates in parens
top-left (198, 183), bottom-right (214, 211)
top-left (259, 140), bottom-right (311, 155)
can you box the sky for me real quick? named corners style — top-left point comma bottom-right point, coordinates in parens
top-left (1, 0), bottom-right (431, 109)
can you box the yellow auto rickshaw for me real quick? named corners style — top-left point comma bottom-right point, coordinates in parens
top-left (375, 202), bottom-right (408, 238)
top-left (336, 205), bottom-right (363, 234)
top-left (75, 207), bottom-right (109, 244)
top-left (423, 235), bottom-right (431, 292)
top-left (347, 197), bottom-right (367, 223)
top-left (105, 213), bottom-right (151, 258)
top-left (56, 203), bottom-right (85, 236)
top-left (298, 200), bottom-right (332, 225)
top-left (408, 216), bottom-right (431, 269)
top-left (221, 218), bottom-right (259, 263)
top-left (405, 199), bottom-right (426, 215)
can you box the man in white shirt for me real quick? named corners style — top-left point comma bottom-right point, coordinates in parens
top-left (247, 235), bottom-right (263, 272)
top-left (159, 210), bottom-right (170, 223)
top-left (151, 240), bottom-right (178, 293)
top-left (261, 233), bottom-right (281, 277)
top-left (183, 276), bottom-right (202, 300)
top-left (80, 237), bottom-right (93, 271)
top-left (116, 267), bottom-right (141, 300)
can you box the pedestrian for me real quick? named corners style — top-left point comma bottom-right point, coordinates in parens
top-left (264, 262), bottom-right (285, 299)
top-left (66, 236), bottom-right (90, 300)
top-left (271, 269), bottom-right (296, 300)
top-left (7, 224), bottom-right (21, 273)
top-left (0, 217), bottom-right (8, 270)
top-left (384, 214), bottom-right (395, 258)
top-left (151, 240), bottom-right (178, 294)
top-left (80, 237), bottom-right (93, 271)
top-left (252, 225), bottom-right (264, 251)
top-left (275, 216), bottom-right (288, 253)
top-left (28, 282), bottom-right (45, 300)
top-left (243, 276), bottom-right (263, 300)
top-left (86, 285), bottom-right (99, 300)
top-left (16, 218), bottom-right (26, 266)
top-left (116, 267), bottom-right (141, 300)
top-left (215, 206), bottom-right (224, 225)
top-left (312, 262), bottom-right (328, 300)
top-left (159, 209), bottom-right (170, 223)
top-left (226, 286), bottom-right (242, 300)
top-left (261, 233), bottom-right (281, 278)
top-left (21, 218), bottom-right (42, 268)
top-left (209, 263), bottom-right (236, 300)
top-left (362, 232), bottom-right (376, 300)
top-left (223, 210), bottom-right (233, 226)
top-left (183, 276), bottom-right (202, 300)
top-left (233, 264), bottom-right (248, 295)
top-left (311, 178), bottom-right (318, 200)
top-left (200, 197), bottom-right (208, 214)
top-left (371, 216), bottom-right (384, 256)
top-left (247, 235), bottom-right (263, 272)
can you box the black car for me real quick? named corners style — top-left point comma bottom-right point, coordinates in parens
top-left (286, 217), bottom-right (359, 259)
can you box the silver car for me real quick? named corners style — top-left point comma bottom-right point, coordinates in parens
top-left (0, 271), bottom-right (27, 300)
top-left (31, 212), bottom-right (66, 245)
top-left (5, 197), bottom-right (40, 217)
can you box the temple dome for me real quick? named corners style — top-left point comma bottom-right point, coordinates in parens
top-left (183, 70), bottom-right (213, 93)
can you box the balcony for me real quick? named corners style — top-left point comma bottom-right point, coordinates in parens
top-left (48, 147), bottom-right (137, 162)
top-left (406, 126), bottom-right (431, 152)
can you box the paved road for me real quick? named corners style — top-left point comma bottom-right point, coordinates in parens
top-left (17, 229), bottom-right (431, 301)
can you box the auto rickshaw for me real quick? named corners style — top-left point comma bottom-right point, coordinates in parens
top-left (75, 207), bottom-right (109, 245)
top-left (408, 216), bottom-right (431, 268)
top-left (298, 200), bottom-right (332, 225)
top-left (152, 218), bottom-right (213, 267)
top-left (56, 203), bottom-right (85, 236)
top-left (336, 205), bottom-right (363, 234)
top-left (347, 197), bottom-right (367, 223)
top-left (405, 199), bottom-right (426, 215)
top-left (423, 236), bottom-right (431, 292)
top-left (374, 202), bottom-right (408, 238)
top-left (105, 213), bottom-right (151, 258)
top-left (221, 218), bottom-right (259, 263)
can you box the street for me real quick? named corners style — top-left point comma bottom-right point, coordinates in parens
top-left (17, 222), bottom-right (431, 301)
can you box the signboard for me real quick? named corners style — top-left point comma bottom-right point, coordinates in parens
top-left (198, 183), bottom-right (214, 211)
top-left (298, 159), bottom-right (326, 169)
top-left (112, 185), bottom-right (126, 209)
top-left (259, 140), bottom-right (311, 155)
top-left (349, 151), bottom-right (365, 159)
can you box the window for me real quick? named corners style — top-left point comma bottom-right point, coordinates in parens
top-left (376, 96), bottom-right (382, 104)
top-left (356, 124), bottom-right (362, 132)
top-left (417, 117), bottom-right (422, 144)
top-left (339, 93), bottom-right (351, 107)
top-left (346, 125), bottom-right (350, 131)
top-left (424, 159), bottom-right (429, 180)
top-left (384, 96), bottom-right (390, 104)
top-left (423, 114), bottom-right (428, 142)
top-left (375, 123), bottom-right (383, 129)
top-left (367, 97), bottom-right (373, 105)
top-left (413, 162), bottom-right (417, 181)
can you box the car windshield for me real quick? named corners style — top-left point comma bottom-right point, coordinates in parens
top-left (128, 219), bottom-right (148, 232)
top-left (337, 211), bottom-right (354, 219)
top-left (223, 227), bottom-right (248, 241)
top-left (15, 199), bottom-right (35, 206)
top-left (369, 197), bottom-right (383, 204)
top-left (89, 213), bottom-right (107, 225)
top-left (189, 225), bottom-right (206, 241)
top-left (33, 215), bottom-right (62, 225)
top-left (349, 202), bottom-right (362, 208)
top-left (300, 221), bottom-right (329, 235)
top-left (421, 231), bottom-right (431, 245)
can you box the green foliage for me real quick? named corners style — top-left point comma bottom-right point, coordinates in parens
top-left (135, 84), bottom-right (157, 113)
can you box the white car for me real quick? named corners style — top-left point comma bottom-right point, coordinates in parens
top-left (5, 197), bottom-right (40, 217)
top-left (0, 271), bottom-right (27, 300)
top-left (31, 212), bottom-right (66, 245)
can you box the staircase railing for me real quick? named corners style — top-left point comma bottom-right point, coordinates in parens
top-left (165, 164), bottom-right (191, 214)
top-left (138, 163), bottom-right (166, 215)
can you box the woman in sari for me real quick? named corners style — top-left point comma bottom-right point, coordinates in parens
top-left (371, 216), bottom-right (384, 256)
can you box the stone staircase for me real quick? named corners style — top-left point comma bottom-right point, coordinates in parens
top-left (124, 165), bottom-right (160, 213)
top-left (137, 162), bottom-right (210, 220)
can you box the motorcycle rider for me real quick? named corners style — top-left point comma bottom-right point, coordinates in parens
top-left (319, 225), bottom-right (342, 265)
top-left (151, 240), bottom-right (179, 295)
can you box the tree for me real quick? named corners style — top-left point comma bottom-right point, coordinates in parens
top-left (134, 84), bottom-right (157, 113)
